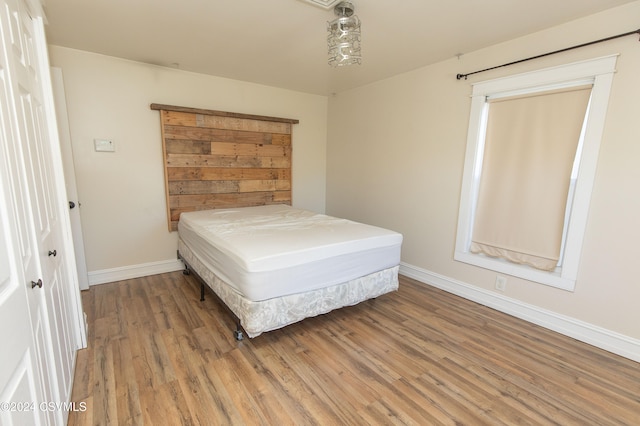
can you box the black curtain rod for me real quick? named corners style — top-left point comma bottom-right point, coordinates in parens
top-left (456, 28), bottom-right (640, 80)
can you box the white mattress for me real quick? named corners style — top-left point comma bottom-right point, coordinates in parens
top-left (178, 204), bottom-right (403, 302)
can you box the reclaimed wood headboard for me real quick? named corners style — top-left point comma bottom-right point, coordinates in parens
top-left (151, 104), bottom-right (299, 231)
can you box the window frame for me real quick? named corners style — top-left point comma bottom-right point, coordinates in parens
top-left (454, 55), bottom-right (618, 291)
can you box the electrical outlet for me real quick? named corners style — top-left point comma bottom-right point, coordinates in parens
top-left (495, 276), bottom-right (507, 291)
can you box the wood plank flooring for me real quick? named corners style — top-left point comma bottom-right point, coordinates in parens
top-left (67, 272), bottom-right (640, 425)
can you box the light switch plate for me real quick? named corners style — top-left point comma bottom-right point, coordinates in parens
top-left (94, 138), bottom-right (115, 152)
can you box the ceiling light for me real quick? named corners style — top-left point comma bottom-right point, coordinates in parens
top-left (327, 1), bottom-right (361, 67)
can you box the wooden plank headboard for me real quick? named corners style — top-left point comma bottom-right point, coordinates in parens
top-left (151, 104), bottom-right (299, 231)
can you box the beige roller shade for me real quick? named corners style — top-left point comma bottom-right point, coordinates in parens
top-left (470, 85), bottom-right (592, 271)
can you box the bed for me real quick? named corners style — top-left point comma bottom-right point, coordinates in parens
top-left (177, 204), bottom-right (403, 339)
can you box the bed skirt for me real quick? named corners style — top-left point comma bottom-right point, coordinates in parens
top-left (178, 238), bottom-right (399, 338)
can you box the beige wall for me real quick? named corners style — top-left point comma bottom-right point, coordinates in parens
top-left (49, 47), bottom-right (328, 272)
top-left (326, 2), bottom-right (640, 340)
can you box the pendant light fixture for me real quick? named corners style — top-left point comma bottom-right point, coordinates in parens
top-left (327, 1), bottom-right (361, 67)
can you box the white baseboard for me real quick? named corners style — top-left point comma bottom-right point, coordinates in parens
top-left (88, 258), bottom-right (184, 286)
top-left (399, 262), bottom-right (640, 363)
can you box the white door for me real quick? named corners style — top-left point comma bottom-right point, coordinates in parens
top-left (51, 67), bottom-right (89, 291)
top-left (0, 0), bottom-right (83, 425)
top-left (0, 1), bottom-right (52, 424)
top-left (12, 0), bottom-right (80, 417)
top-left (0, 172), bottom-right (46, 425)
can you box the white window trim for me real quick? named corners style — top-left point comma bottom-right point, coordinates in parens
top-left (454, 55), bottom-right (618, 291)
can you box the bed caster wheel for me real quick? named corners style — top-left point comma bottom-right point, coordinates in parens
top-left (234, 329), bottom-right (244, 341)
top-left (182, 268), bottom-right (191, 275)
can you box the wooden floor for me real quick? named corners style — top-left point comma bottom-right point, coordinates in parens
top-left (67, 272), bottom-right (640, 425)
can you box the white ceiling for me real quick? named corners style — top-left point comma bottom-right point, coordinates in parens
top-left (42, 0), bottom-right (635, 96)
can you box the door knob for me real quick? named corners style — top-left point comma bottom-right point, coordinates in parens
top-left (69, 201), bottom-right (76, 209)
top-left (48, 250), bottom-right (57, 257)
top-left (31, 279), bottom-right (43, 289)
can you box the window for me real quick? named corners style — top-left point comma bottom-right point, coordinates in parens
top-left (454, 55), bottom-right (617, 291)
